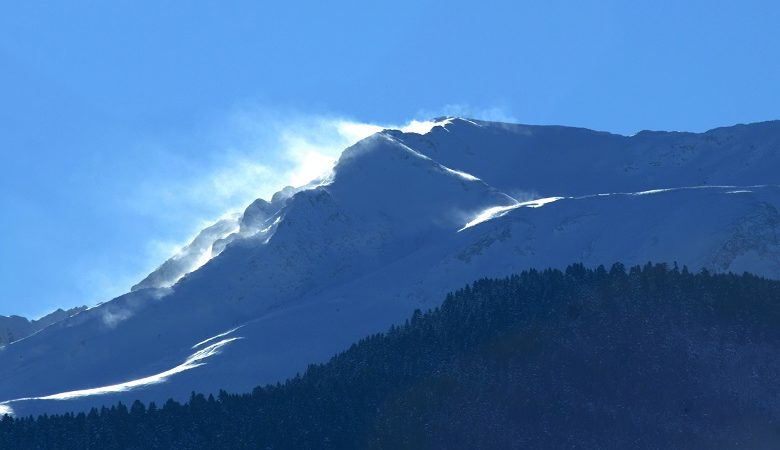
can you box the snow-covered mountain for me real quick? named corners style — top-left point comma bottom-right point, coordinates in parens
top-left (2, 118), bottom-right (780, 417)
top-left (0, 307), bottom-right (87, 347)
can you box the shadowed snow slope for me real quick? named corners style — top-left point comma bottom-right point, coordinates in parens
top-left (0, 307), bottom-right (88, 347)
top-left (389, 119), bottom-right (780, 197)
top-left (2, 118), bottom-right (780, 416)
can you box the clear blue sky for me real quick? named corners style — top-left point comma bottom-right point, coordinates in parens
top-left (2, 0), bottom-right (779, 317)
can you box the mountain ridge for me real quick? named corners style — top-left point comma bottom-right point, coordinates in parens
top-left (0, 307), bottom-right (88, 347)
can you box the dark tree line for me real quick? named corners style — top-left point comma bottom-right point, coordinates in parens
top-left (3, 263), bottom-right (780, 449)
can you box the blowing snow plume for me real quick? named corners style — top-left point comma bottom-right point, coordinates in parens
top-left (128, 111), bottom-right (456, 292)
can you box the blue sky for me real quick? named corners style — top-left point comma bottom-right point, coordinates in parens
top-left (1, 0), bottom-right (779, 317)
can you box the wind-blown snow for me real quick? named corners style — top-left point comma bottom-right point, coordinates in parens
top-left (132, 216), bottom-right (240, 291)
top-left (193, 327), bottom-right (243, 350)
top-left (443, 167), bottom-right (481, 181)
top-left (399, 118), bottom-right (454, 134)
top-left (460, 196), bottom-right (565, 231)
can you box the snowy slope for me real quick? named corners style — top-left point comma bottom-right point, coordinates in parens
top-left (2, 118), bottom-right (780, 416)
top-left (0, 307), bottom-right (87, 347)
top-left (390, 118), bottom-right (780, 197)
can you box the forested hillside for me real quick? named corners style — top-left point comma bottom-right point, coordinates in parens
top-left (3, 263), bottom-right (780, 449)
